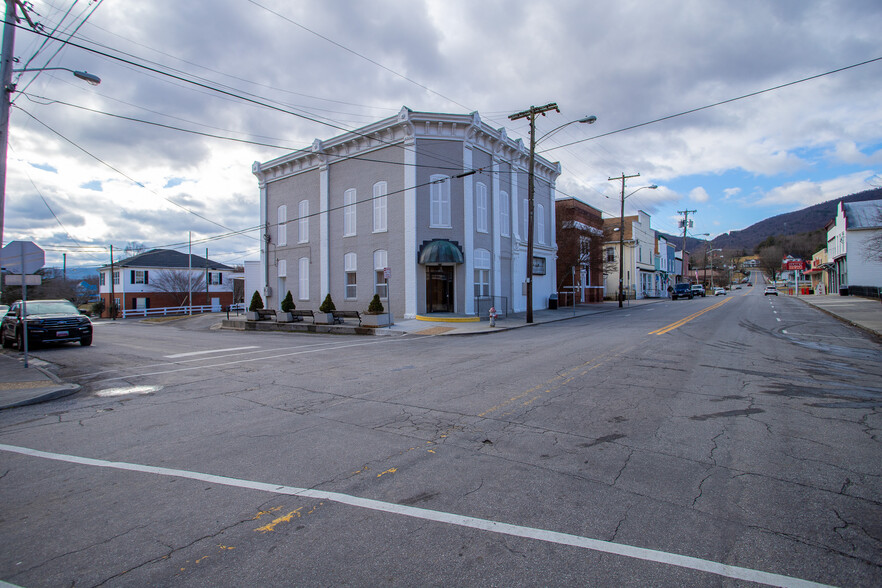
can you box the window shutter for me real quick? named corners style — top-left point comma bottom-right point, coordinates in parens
top-left (144, 270), bottom-right (149, 284)
top-left (146, 298), bottom-right (150, 309)
top-left (130, 270), bottom-right (135, 283)
top-left (218, 273), bottom-right (223, 284)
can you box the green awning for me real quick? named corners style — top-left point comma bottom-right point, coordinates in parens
top-left (418, 239), bottom-right (464, 264)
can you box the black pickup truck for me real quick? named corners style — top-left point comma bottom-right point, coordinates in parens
top-left (671, 283), bottom-right (694, 300)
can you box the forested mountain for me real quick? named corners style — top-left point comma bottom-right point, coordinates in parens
top-left (659, 187), bottom-right (882, 254)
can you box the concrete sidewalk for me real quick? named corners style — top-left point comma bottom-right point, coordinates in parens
top-left (0, 353), bottom-right (80, 410)
top-left (794, 294), bottom-right (882, 338)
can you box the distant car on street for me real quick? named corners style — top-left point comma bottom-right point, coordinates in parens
top-left (713, 287), bottom-right (726, 296)
top-left (764, 287), bottom-right (779, 296)
top-left (1, 299), bottom-right (93, 349)
top-left (691, 284), bottom-right (706, 297)
top-left (672, 283), bottom-right (694, 300)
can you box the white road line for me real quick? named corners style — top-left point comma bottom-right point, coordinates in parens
top-left (777, 318), bottom-right (781, 322)
top-left (0, 443), bottom-right (831, 588)
top-left (94, 336), bottom-right (426, 383)
top-left (165, 346), bottom-right (260, 358)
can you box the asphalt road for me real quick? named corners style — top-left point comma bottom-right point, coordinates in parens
top-left (1, 281), bottom-right (880, 587)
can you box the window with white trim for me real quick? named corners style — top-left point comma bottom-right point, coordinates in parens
top-left (278, 259), bottom-right (286, 278)
top-left (500, 191), bottom-right (509, 236)
top-left (277, 205), bottom-right (287, 247)
top-left (343, 189), bottom-right (357, 236)
top-left (474, 248), bottom-right (491, 298)
top-left (100, 272), bottom-right (106, 286)
top-left (373, 181), bottom-right (387, 233)
top-left (298, 257), bottom-right (309, 300)
top-left (132, 270), bottom-right (148, 284)
top-left (298, 200), bottom-right (309, 243)
top-left (208, 272), bottom-right (223, 285)
top-left (430, 175), bottom-right (451, 228)
top-left (344, 252), bottom-right (357, 298)
top-left (476, 182), bottom-right (488, 233)
top-left (112, 271), bottom-right (120, 285)
top-left (374, 250), bottom-right (388, 298)
top-left (537, 203), bottom-right (546, 244)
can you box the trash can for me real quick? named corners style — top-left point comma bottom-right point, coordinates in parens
top-left (839, 287), bottom-right (849, 296)
top-left (548, 294), bottom-right (558, 309)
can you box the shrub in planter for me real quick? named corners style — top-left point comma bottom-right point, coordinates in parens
top-left (367, 294), bottom-right (384, 314)
top-left (249, 291), bottom-right (264, 311)
top-left (281, 291), bottom-right (295, 312)
top-left (319, 294), bottom-right (336, 313)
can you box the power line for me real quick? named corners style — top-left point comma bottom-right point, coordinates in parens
top-left (541, 55), bottom-right (882, 153)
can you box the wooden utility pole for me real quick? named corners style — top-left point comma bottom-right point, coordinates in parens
top-left (609, 173), bottom-right (640, 308)
top-left (509, 102), bottom-right (559, 323)
top-left (678, 209), bottom-right (696, 279)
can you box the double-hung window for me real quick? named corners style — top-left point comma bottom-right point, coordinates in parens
top-left (430, 175), bottom-right (451, 228)
top-left (374, 250), bottom-right (388, 298)
top-left (298, 200), bottom-right (309, 243)
top-left (343, 189), bottom-right (357, 236)
top-left (500, 191), bottom-right (510, 237)
top-left (476, 182), bottom-right (488, 233)
top-left (208, 272), bottom-right (223, 285)
top-left (474, 248), bottom-right (490, 298)
top-left (131, 270), bottom-right (148, 285)
top-left (373, 182), bottom-right (387, 233)
top-left (344, 253), bottom-right (357, 299)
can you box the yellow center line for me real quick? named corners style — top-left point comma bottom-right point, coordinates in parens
top-left (649, 297), bottom-right (733, 335)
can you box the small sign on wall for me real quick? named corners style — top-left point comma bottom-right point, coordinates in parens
top-left (532, 257), bottom-right (546, 275)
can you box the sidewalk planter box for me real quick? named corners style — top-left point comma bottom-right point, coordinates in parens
top-left (245, 311), bottom-right (260, 321)
top-left (276, 312), bottom-right (294, 323)
top-left (362, 314), bottom-right (392, 328)
top-left (314, 312), bottom-right (335, 325)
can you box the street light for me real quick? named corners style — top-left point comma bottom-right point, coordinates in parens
top-left (0, 0), bottom-right (102, 268)
top-left (509, 104), bottom-right (597, 323)
top-left (609, 174), bottom-right (657, 307)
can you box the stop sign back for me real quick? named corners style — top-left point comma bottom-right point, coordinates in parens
top-left (1, 240), bottom-right (45, 274)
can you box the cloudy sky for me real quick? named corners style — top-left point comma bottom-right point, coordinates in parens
top-left (3, 0), bottom-right (881, 268)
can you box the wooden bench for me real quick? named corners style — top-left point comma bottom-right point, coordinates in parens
top-left (290, 309), bottom-right (315, 323)
top-left (255, 309), bottom-right (276, 320)
top-left (331, 310), bottom-right (361, 326)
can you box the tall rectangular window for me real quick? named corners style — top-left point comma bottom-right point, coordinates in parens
top-left (476, 182), bottom-right (488, 233)
top-left (277, 205), bottom-right (287, 247)
top-left (298, 257), bottom-right (309, 300)
top-left (298, 200), bottom-right (309, 243)
top-left (344, 252), bottom-right (357, 299)
top-left (374, 250), bottom-right (388, 298)
top-left (278, 259), bottom-right (287, 277)
top-left (474, 248), bottom-right (490, 297)
top-left (133, 270), bottom-right (147, 284)
top-left (112, 271), bottom-right (120, 285)
top-left (430, 175), bottom-right (451, 228)
top-left (343, 189), bottom-right (356, 236)
top-left (373, 181), bottom-right (387, 233)
top-left (537, 204), bottom-right (546, 244)
top-left (500, 191), bottom-right (509, 237)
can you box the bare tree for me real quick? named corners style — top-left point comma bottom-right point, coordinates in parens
top-left (757, 245), bottom-right (784, 282)
top-left (149, 270), bottom-right (205, 306)
top-left (123, 241), bottom-right (146, 259)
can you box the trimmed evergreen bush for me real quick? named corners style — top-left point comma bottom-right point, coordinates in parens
top-left (319, 293), bottom-right (336, 313)
top-left (367, 294), bottom-right (384, 314)
top-left (249, 291), bottom-right (264, 311)
top-left (281, 291), bottom-right (295, 312)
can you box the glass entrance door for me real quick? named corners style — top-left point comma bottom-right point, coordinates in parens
top-left (426, 265), bottom-right (454, 313)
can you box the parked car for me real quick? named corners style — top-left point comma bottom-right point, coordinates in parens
top-left (672, 283), bottom-right (694, 300)
top-left (691, 284), bottom-right (706, 297)
top-left (1, 299), bottom-right (93, 349)
top-left (713, 287), bottom-right (726, 296)
top-left (764, 287), bottom-right (779, 296)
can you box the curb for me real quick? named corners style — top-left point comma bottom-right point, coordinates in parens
top-left (794, 297), bottom-right (882, 341)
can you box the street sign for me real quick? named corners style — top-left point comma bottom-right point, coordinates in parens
top-left (1, 240), bottom-right (45, 274)
top-left (4, 274), bottom-right (41, 286)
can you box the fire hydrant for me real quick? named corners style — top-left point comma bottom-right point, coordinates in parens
top-left (489, 306), bottom-right (497, 327)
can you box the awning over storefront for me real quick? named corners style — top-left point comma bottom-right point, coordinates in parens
top-left (418, 239), bottom-right (464, 264)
